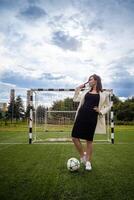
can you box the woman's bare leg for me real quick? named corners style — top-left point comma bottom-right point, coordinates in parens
top-left (85, 140), bottom-right (93, 162)
top-left (72, 137), bottom-right (84, 157)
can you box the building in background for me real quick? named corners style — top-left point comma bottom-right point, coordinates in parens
top-left (0, 102), bottom-right (8, 112)
top-left (10, 89), bottom-right (15, 102)
top-left (9, 89), bottom-right (15, 122)
top-left (27, 90), bottom-right (31, 107)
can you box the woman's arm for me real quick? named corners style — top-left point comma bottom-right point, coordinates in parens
top-left (99, 92), bottom-right (112, 115)
top-left (73, 84), bottom-right (85, 102)
top-left (94, 92), bottom-right (112, 115)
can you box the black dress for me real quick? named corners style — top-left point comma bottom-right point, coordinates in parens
top-left (72, 92), bottom-right (100, 141)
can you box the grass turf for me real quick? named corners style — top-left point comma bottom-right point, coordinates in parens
top-left (0, 125), bottom-right (134, 200)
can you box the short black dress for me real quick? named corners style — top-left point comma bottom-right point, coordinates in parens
top-left (72, 92), bottom-right (100, 141)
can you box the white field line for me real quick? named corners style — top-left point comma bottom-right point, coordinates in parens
top-left (0, 142), bottom-right (134, 145)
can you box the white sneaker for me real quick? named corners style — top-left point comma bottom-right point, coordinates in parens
top-left (80, 155), bottom-right (86, 165)
top-left (85, 161), bottom-right (92, 171)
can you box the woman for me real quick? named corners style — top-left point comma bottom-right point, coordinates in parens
top-left (72, 74), bottom-right (111, 170)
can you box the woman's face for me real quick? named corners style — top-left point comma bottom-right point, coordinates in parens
top-left (88, 76), bottom-right (97, 87)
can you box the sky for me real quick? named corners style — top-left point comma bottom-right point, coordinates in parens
top-left (0, 0), bottom-right (134, 104)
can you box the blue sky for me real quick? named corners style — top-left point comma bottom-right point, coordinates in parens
top-left (0, 0), bottom-right (134, 103)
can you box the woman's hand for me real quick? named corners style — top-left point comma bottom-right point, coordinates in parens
top-left (93, 107), bottom-right (100, 113)
top-left (77, 84), bottom-right (85, 89)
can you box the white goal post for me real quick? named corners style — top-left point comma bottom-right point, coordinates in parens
top-left (28, 88), bottom-right (114, 144)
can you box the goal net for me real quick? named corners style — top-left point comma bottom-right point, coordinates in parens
top-left (28, 89), bottom-right (113, 143)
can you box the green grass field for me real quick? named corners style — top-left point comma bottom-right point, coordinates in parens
top-left (0, 125), bottom-right (134, 200)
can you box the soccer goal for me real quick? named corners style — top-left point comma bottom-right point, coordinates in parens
top-left (28, 88), bottom-right (114, 144)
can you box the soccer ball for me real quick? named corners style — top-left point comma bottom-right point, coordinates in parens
top-left (67, 157), bottom-right (80, 172)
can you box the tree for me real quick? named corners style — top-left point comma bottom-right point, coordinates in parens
top-left (112, 94), bottom-right (122, 104)
top-left (25, 104), bottom-right (31, 119)
top-left (0, 110), bottom-right (2, 119)
top-left (116, 101), bottom-right (134, 121)
top-left (50, 97), bottom-right (79, 121)
top-left (51, 97), bottom-right (78, 111)
top-left (113, 95), bottom-right (134, 122)
top-left (14, 96), bottom-right (25, 120)
top-left (8, 99), bottom-right (15, 123)
top-left (8, 95), bottom-right (25, 122)
top-left (125, 96), bottom-right (134, 103)
top-left (36, 105), bottom-right (46, 124)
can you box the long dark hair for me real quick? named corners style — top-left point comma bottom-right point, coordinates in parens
top-left (89, 74), bottom-right (103, 93)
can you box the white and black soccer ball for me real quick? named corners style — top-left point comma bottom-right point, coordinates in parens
top-left (67, 157), bottom-right (80, 172)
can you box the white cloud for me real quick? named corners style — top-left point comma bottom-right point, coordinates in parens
top-left (0, 0), bottom-right (134, 103)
